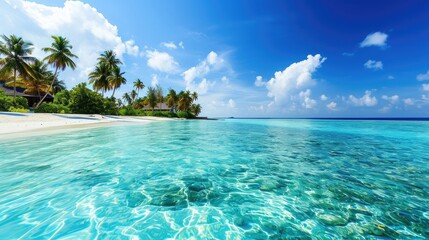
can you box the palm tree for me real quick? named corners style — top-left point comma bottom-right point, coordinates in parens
top-left (191, 91), bottom-right (198, 102)
top-left (191, 104), bottom-right (202, 116)
top-left (8, 60), bottom-right (50, 102)
top-left (89, 63), bottom-right (111, 95)
top-left (37, 36), bottom-right (77, 107)
top-left (177, 90), bottom-right (192, 112)
top-left (155, 85), bottom-right (164, 109)
top-left (52, 78), bottom-right (66, 95)
top-left (98, 50), bottom-right (122, 70)
top-left (122, 92), bottom-right (132, 106)
top-left (146, 87), bottom-right (157, 111)
top-left (133, 79), bottom-right (145, 97)
top-left (130, 90), bottom-right (138, 104)
top-left (0, 34), bottom-right (36, 102)
top-left (107, 66), bottom-right (126, 97)
top-left (165, 88), bottom-right (178, 112)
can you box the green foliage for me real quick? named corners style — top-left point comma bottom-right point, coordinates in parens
top-left (0, 90), bottom-right (28, 111)
top-left (103, 97), bottom-right (118, 115)
top-left (34, 102), bottom-right (70, 113)
top-left (8, 106), bottom-right (29, 113)
top-left (15, 96), bottom-right (28, 109)
top-left (118, 107), bottom-right (140, 116)
top-left (177, 111), bottom-right (195, 119)
top-left (68, 83), bottom-right (104, 114)
top-left (53, 89), bottom-right (70, 106)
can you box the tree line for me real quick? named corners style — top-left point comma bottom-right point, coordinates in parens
top-left (0, 34), bottom-right (202, 117)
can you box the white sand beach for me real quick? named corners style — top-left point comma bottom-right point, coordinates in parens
top-left (0, 112), bottom-right (170, 137)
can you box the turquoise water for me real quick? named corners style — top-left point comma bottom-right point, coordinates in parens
top-left (0, 119), bottom-right (428, 239)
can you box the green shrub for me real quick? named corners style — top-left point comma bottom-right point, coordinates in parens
top-left (69, 83), bottom-right (104, 114)
top-left (14, 96), bottom-right (28, 109)
top-left (54, 90), bottom-right (71, 106)
top-left (8, 106), bottom-right (29, 113)
top-left (35, 103), bottom-right (71, 113)
top-left (102, 97), bottom-right (119, 115)
top-left (176, 111), bottom-right (195, 119)
top-left (0, 91), bottom-right (28, 111)
top-left (0, 92), bottom-right (12, 111)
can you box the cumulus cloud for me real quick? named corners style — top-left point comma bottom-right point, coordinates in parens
top-left (360, 32), bottom-right (388, 48)
top-left (179, 41), bottom-right (184, 49)
top-left (403, 98), bottom-right (414, 106)
top-left (327, 101), bottom-right (337, 111)
top-left (417, 70), bottom-right (429, 81)
top-left (265, 54), bottom-right (326, 103)
top-left (0, 0), bottom-right (141, 86)
top-left (146, 50), bottom-right (179, 73)
top-left (299, 89), bottom-right (317, 109)
top-left (228, 99), bottom-right (236, 108)
top-left (364, 60), bottom-right (383, 70)
top-left (161, 41), bottom-right (177, 49)
top-left (151, 74), bottom-right (159, 87)
top-left (182, 51), bottom-right (224, 94)
top-left (349, 90), bottom-right (378, 107)
top-left (382, 95), bottom-right (399, 103)
top-left (254, 76), bottom-right (266, 87)
top-left (388, 75), bottom-right (395, 80)
top-left (423, 83), bottom-right (429, 91)
top-left (221, 76), bottom-right (229, 84)
top-left (320, 94), bottom-right (328, 101)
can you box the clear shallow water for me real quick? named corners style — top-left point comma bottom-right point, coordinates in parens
top-left (0, 119), bottom-right (428, 239)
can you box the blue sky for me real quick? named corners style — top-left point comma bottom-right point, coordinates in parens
top-left (1, 0), bottom-right (429, 117)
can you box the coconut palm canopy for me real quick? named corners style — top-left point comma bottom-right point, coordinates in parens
top-left (0, 34), bottom-right (36, 101)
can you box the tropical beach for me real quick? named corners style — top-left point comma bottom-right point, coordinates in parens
top-left (1, 0), bottom-right (429, 239)
top-left (0, 112), bottom-right (169, 136)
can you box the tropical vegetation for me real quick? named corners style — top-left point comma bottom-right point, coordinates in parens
top-left (0, 34), bottom-right (203, 118)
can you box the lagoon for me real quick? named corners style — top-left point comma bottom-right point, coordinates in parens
top-left (0, 119), bottom-right (428, 239)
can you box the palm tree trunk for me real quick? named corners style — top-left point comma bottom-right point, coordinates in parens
top-left (36, 67), bottom-right (58, 108)
top-left (111, 88), bottom-right (116, 98)
top-left (37, 88), bottom-right (41, 102)
top-left (13, 69), bottom-right (17, 103)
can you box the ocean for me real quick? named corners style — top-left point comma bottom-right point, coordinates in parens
top-left (0, 119), bottom-right (428, 239)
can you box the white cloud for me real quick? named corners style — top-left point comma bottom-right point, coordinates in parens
top-left (422, 83), bottom-right (429, 91)
top-left (364, 60), bottom-right (383, 70)
top-left (417, 70), bottom-right (429, 81)
top-left (388, 75), bottom-right (395, 80)
top-left (182, 51), bottom-right (224, 94)
top-left (125, 39), bottom-right (140, 56)
top-left (254, 76), bottom-right (265, 87)
top-left (151, 74), bottom-right (159, 87)
top-left (265, 54), bottom-right (326, 103)
top-left (179, 41), bottom-right (184, 49)
top-left (403, 98), bottom-right (414, 106)
top-left (320, 94), bottom-right (328, 101)
top-left (349, 90), bottom-right (378, 107)
top-left (146, 50), bottom-right (179, 73)
top-left (228, 99), bottom-right (236, 108)
top-left (161, 41), bottom-right (177, 49)
top-left (299, 89), bottom-right (317, 109)
top-left (342, 52), bottom-right (354, 57)
top-left (187, 78), bottom-right (215, 95)
top-left (221, 76), bottom-right (229, 84)
top-left (0, 0), bottom-right (141, 87)
top-left (379, 106), bottom-right (391, 113)
top-left (360, 32), bottom-right (388, 48)
top-left (327, 101), bottom-right (337, 111)
top-left (382, 95), bottom-right (399, 103)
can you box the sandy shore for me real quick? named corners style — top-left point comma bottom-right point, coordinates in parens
top-left (0, 112), bottom-right (170, 137)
